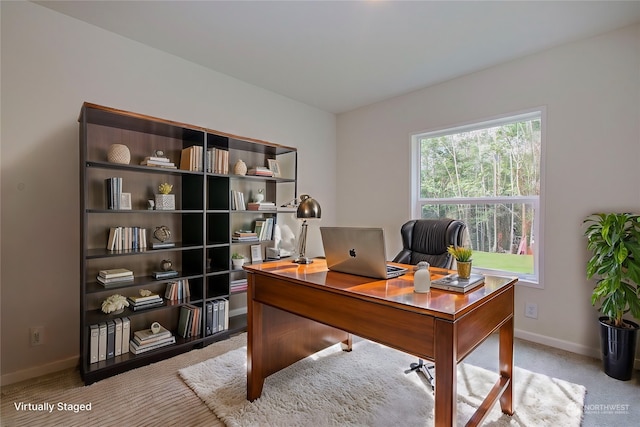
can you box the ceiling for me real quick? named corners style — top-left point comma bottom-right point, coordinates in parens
top-left (37, 1), bottom-right (640, 114)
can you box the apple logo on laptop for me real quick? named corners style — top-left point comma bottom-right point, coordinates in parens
top-left (349, 248), bottom-right (357, 258)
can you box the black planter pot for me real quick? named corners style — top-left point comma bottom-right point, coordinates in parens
top-left (599, 316), bottom-right (639, 381)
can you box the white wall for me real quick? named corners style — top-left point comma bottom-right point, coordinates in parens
top-left (0, 1), bottom-right (336, 383)
top-left (337, 24), bottom-right (640, 358)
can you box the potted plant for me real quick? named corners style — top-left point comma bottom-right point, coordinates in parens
top-left (447, 245), bottom-right (473, 279)
top-left (584, 213), bottom-right (640, 380)
top-left (231, 253), bottom-right (245, 269)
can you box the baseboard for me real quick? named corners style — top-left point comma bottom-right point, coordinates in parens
top-left (1, 356), bottom-right (79, 387)
top-left (515, 328), bottom-right (640, 369)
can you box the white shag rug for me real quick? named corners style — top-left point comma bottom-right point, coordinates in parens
top-left (179, 340), bottom-right (585, 427)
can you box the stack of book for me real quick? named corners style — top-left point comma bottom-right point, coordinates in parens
top-left (230, 278), bottom-right (248, 293)
top-left (129, 324), bottom-right (175, 355)
top-left (247, 202), bottom-right (276, 211)
top-left (232, 230), bottom-right (259, 242)
top-left (97, 268), bottom-right (134, 287)
top-left (247, 166), bottom-right (274, 177)
top-left (127, 293), bottom-right (164, 311)
top-left (140, 156), bottom-right (177, 169)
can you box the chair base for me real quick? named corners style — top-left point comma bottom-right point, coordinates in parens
top-left (405, 358), bottom-right (435, 391)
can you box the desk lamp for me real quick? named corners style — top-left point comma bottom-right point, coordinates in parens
top-left (293, 194), bottom-right (321, 264)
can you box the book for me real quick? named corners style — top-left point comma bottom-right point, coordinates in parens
top-left (106, 320), bottom-right (115, 359)
top-left (114, 318), bottom-right (123, 357)
top-left (128, 293), bottom-right (161, 304)
top-left (97, 275), bottom-right (134, 286)
top-left (98, 322), bottom-right (107, 362)
top-left (130, 300), bottom-right (164, 311)
top-left (153, 270), bottom-right (179, 280)
top-left (151, 242), bottom-right (176, 250)
top-left (205, 302), bottom-right (213, 336)
top-left (89, 324), bottom-right (99, 364)
top-left (430, 273), bottom-right (485, 293)
top-left (127, 297), bottom-right (163, 308)
top-left (177, 306), bottom-right (193, 338)
top-left (99, 268), bottom-right (133, 279)
top-left (121, 317), bottom-right (130, 355)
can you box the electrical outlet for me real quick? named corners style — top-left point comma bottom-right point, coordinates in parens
top-left (524, 303), bottom-right (538, 319)
top-left (30, 327), bottom-right (44, 346)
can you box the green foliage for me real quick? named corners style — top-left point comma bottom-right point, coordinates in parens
top-left (231, 252), bottom-right (244, 259)
top-left (584, 213), bottom-right (640, 327)
top-left (447, 245), bottom-right (473, 262)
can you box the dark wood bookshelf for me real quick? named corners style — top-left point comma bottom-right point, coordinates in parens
top-left (79, 102), bottom-right (297, 384)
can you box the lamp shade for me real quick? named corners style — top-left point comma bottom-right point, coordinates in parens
top-left (296, 194), bottom-right (321, 219)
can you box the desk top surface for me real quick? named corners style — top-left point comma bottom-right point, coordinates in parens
top-left (244, 259), bottom-right (517, 317)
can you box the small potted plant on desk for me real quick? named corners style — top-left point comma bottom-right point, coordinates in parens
top-left (447, 245), bottom-right (473, 279)
top-left (231, 253), bottom-right (245, 269)
top-left (584, 213), bottom-right (640, 380)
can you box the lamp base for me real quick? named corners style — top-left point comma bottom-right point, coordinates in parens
top-left (293, 256), bottom-right (314, 264)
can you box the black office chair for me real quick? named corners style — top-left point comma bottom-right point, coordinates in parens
top-left (393, 218), bottom-right (468, 390)
top-left (392, 218), bottom-right (467, 269)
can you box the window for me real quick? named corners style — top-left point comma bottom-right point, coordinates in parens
top-left (412, 110), bottom-right (543, 284)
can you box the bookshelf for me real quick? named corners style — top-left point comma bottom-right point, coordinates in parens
top-left (79, 103), bottom-right (297, 384)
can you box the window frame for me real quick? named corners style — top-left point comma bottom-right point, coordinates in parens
top-left (411, 109), bottom-right (545, 288)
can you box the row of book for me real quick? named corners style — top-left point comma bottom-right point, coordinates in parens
top-left (208, 148), bottom-right (229, 174)
top-left (129, 324), bottom-right (176, 355)
top-left (89, 317), bottom-right (131, 363)
top-left (105, 177), bottom-right (124, 210)
top-left (165, 279), bottom-right (191, 301)
top-left (140, 155), bottom-right (177, 169)
top-left (106, 226), bottom-right (148, 251)
top-left (254, 218), bottom-right (275, 241)
top-left (206, 299), bottom-right (230, 336)
top-left (180, 146), bottom-right (204, 172)
top-left (177, 304), bottom-right (202, 338)
top-left (231, 190), bottom-right (247, 210)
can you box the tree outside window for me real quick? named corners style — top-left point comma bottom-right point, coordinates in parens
top-left (414, 111), bottom-right (542, 282)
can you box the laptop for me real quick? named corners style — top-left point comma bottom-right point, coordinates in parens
top-left (320, 227), bottom-right (408, 279)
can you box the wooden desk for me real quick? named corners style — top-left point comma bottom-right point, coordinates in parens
top-left (245, 259), bottom-right (516, 426)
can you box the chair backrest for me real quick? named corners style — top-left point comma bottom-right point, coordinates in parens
top-left (392, 219), bottom-right (467, 268)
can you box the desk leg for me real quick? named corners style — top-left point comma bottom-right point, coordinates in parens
top-left (499, 316), bottom-right (514, 415)
top-left (434, 319), bottom-right (456, 427)
top-left (247, 283), bottom-right (264, 401)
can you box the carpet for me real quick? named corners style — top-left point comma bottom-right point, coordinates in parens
top-left (179, 340), bottom-right (586, 427)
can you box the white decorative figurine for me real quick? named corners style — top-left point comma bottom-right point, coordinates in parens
top-left (413, 261), bottom-right (431, 293)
